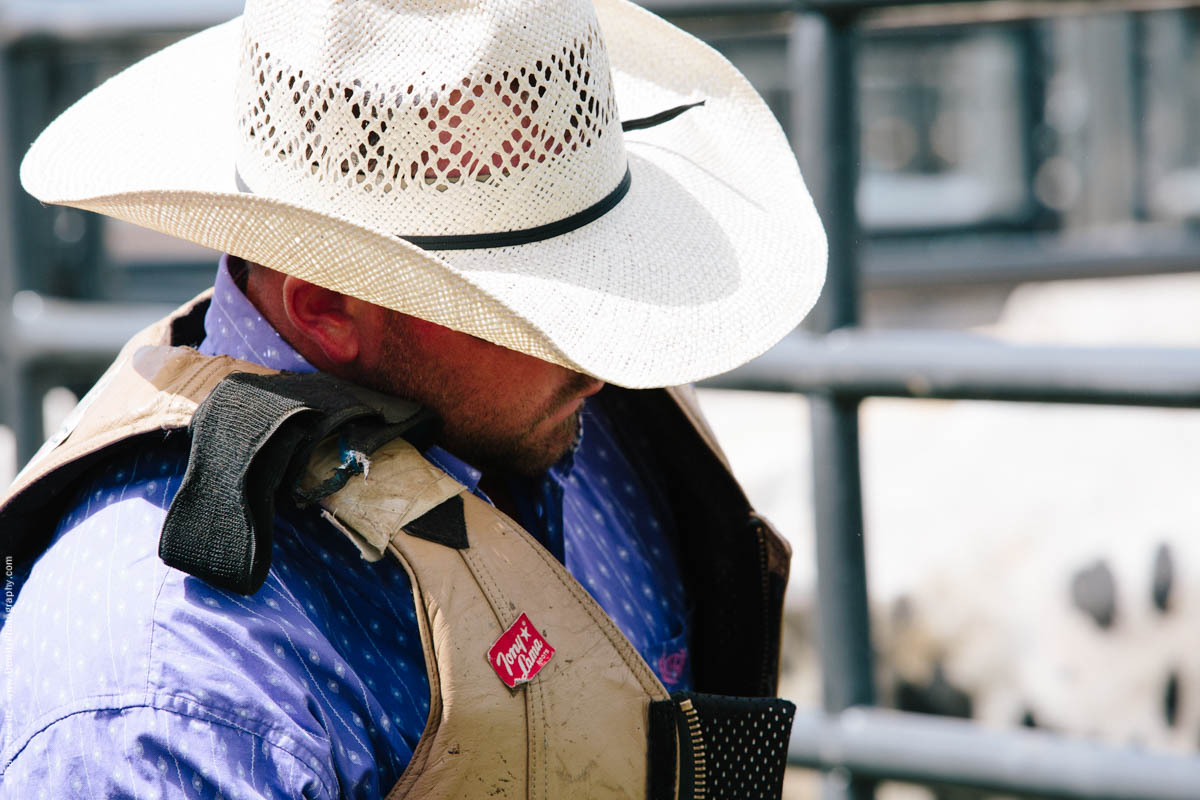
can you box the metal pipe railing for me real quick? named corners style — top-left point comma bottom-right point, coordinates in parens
top-left (789, 707), bottom-right (1200, 800)
top-left (801, 11), bottom-right (877, 800)
top-left (3, 293), bottom-right (174, 463)
top-left (8, 293), bottom-right (174, 362)
top-left (0, 48), bottom-right (23, 466)
top-left (702, 329), bottom-right (1200, 408)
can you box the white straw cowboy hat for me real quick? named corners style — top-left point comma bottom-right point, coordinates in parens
top-left (20, 0), bottom-right (826, 388)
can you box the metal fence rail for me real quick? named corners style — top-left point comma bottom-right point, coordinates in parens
top-left (771, 1), bottom-right (1200, 798)
top-left (701, 325), bottom-right (1200, 799)
top-left (707, 331), bottom-right (1200, 407)
top-left (789, 708), bottom-right (1200, 800)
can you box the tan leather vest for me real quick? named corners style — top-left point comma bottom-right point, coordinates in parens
top-left (0, 293), bottom-right (792, 799)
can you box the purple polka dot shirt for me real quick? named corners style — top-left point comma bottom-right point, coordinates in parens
top-left (0, 257), bottom-right (691, 798)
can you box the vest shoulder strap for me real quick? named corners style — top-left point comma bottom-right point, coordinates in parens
top-left (161, 370), bottom-right (433, 594)
top-left (309, 437), bottom-right (669, 800)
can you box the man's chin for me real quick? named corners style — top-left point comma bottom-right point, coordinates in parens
top-left (506, 412), bottom-right (581, 477)
top-left (449, 412), bottom-right (580, 478)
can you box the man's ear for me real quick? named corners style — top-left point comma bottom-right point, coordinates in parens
top-left (280, 276), bottom-right (362, 365)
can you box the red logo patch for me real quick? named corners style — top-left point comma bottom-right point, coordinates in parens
top-left (488, 612), bottom-right (555, 688)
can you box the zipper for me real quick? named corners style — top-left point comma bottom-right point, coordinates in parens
top-left (753, 518), bottom-right (774, 697)
top-left (679, 697), bottom-right (708, 799)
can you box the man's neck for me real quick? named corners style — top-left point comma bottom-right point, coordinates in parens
top-left (478, 472), bottom-right (520, 522)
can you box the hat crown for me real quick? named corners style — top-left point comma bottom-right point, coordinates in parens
top-left (236, 0), bottom-right (626, 238)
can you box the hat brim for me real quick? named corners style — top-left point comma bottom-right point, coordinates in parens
top-left (20, 0), bottom-right (825, 389)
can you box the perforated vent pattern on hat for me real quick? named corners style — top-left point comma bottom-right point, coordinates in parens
top-left (234, 21), bottom-right (625, 237)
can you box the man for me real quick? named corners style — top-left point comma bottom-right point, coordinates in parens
top-left (0, 0), bottom-right (825, 797)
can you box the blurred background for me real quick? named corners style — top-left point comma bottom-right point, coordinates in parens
top-left (4, 1), bottom-right (1200, 798)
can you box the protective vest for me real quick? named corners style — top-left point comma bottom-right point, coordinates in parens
top-left (0, 293), bottom-right (796, 800)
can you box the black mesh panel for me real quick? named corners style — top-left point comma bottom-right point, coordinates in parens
top-left (649, 691), bottom-right (795, 800)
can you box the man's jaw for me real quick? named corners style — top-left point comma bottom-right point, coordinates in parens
top-left (546, 378), bottom-right (604, 425)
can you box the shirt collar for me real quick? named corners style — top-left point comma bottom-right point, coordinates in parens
top-left (197, 254), bottom-right (316, 373)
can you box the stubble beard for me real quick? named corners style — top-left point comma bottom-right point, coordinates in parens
top-left (454, 403), bottom-right (583, 477)
top-left (352, 319), bottom-right (589, 477)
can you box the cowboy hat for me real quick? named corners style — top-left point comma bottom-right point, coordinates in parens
top-left (20, 0), bottom-right (826, 388)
